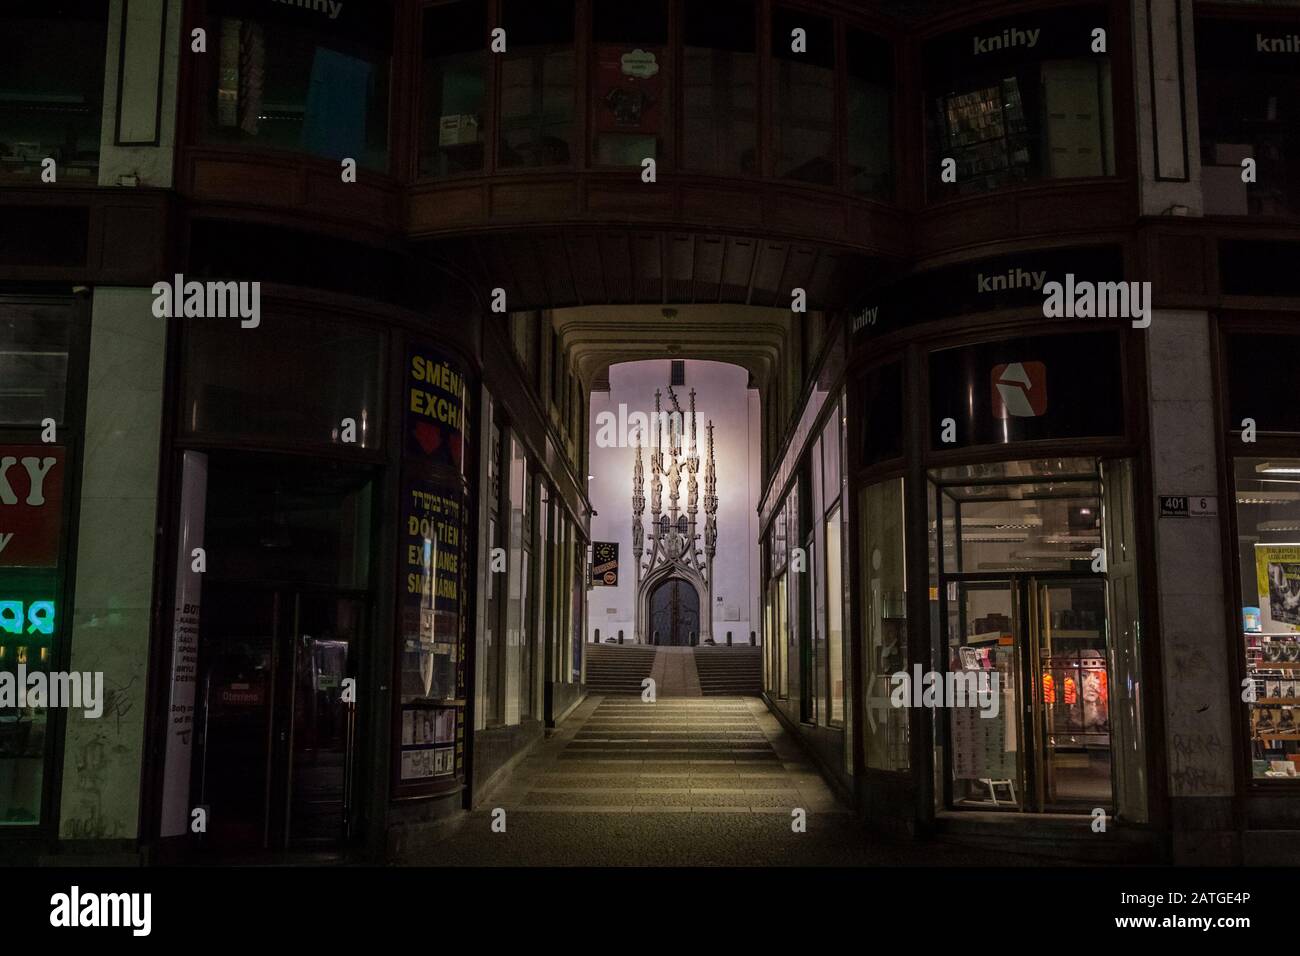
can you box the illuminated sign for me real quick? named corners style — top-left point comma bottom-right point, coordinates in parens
top-left (0, 599), bottom-right (56, 636)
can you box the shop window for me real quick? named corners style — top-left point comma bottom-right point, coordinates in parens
top-left (928, 331), bottom-right (1124, 450)
top-left (499, 0), bottom-right (574, 169)
top-left (205, 0), bottom-right (392, 170)
top-left (857, 361), bottom-right (902, 467)
top-left (1227, 332), bottom-right (1300, 435)
top-left (861, 477), bottom-right (908, 771)
top-left (505, 436), bottom-right (528, 725)
top-left (182, 312), bottom-right (384, 449)
top-left (592, 0), bottom-right (667, 166)
top-left (0, 298), bottom-right (75, 427)
top-left (821, 407), bottom-right (847, 727)
top-left (420, 0), bottom-right (487, 177)
top-left (484, 416), bottom-right (503, 726)
top-left (1197, 18), bottom-right (1300, 218)
top-left (202, 454), bottom-right (373, 590)
top-left (847, 29), bottom-right (893, 199)
top-left (772, 8), bottom-right (835, 185)
top-left (0, 1), bottom-right (107, 184)
top-left (1233, 457), bottom-right (1300, 780)
top-left (924, 5), bottom-right (1114, 200)
top-left (682, 0), bottom-right (757, 175)
top-left (927, 457), bottom-right (1146, 818)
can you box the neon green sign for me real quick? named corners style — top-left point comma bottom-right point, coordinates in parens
top-left (0, 600), bottom-right (55, 636)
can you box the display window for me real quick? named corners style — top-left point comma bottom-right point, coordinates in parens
top-left (1196, 16), bottom-right (1300, 219)
top-left (682, 0), bottom-right (758, 176)
top-left (772, 7), bottom-right (835, 185)
top-left (928, 330), bottom-right (1125, 450)
top-left (420, 0), bottom-right (486, 178)
top-left (0, 0), bottom-right (107, 184)
top-left (923, 4), bottom-right (1114, 200)
top-left (498, 0), bottom-right (574, 169)
top-left (860, 476), bottom-right (908, 772)
top-left (927, 457), bottom-right (1146, 819)
top-left (846, 29), bottom-right (893, 199)
top-left (0, 295), bottom-right (84, 830)
top-left (1224, 330), bottom-right (1300, 782)
top-left (203, 0), bottom-right (393, 170)
top-left (592, 0), bottom-right (668, 166)
top-left (182, 312), bottom-right (385, 450)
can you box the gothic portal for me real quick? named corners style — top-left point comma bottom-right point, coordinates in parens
top-left (632, 381), bottom-right (717, 645)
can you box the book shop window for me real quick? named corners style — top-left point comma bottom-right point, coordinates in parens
top-left (0, 1), bottom-right (107, 184)
top-left (1196, 17), bottom-right (1300, 218)
top-left (204, 0), bottom-right (392, 170)
top-left (924, 5), bottom-right (1114, 201)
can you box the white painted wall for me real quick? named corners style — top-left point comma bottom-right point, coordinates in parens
top-left (587, 360), bottom-right (763, 645)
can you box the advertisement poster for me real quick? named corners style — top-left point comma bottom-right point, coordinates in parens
top-left (405, 346), bottom-right (468, 472)
top-left (400, 477), bottom-right (463, 704)
top-left (592, 541), bottom-right (618, 587)
top-left (1256, 544), bottom-right (1300, 630)
top-left (398, 475), bottom-right (465, 783)
top-left (594, 45), bottom-right (661, 133)
top-left (0, 445), bottom-right (65, 568)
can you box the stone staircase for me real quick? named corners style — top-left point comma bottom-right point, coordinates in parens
top-left (693, 646), bottom-right (763, 696)
top-left (584, 643), bottom-right (656, 695)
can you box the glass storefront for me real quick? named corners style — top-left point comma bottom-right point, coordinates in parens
top-left (1226, 330), bottom-right (1300, 782)
top-left (928, 457), bottom-right (1143, 815)
top-left (0, 295), bottom-right (83, 828)
top-left (1197, 16), bottom-right (1300, 218)
top-left (860, 477), bottom-right (908, 771)
top-left (924, 4), bottom-right (1114, 200)
top-left (0, 1), bottom-right (107, 184)
top-left (204, 0), bottom-right (393, 169)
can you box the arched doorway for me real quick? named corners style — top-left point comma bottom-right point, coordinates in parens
top-left (648, 578), bottom-right (700, 645)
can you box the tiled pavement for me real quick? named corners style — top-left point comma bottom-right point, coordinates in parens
top-left (407, 695), bottom-right (1036, 866)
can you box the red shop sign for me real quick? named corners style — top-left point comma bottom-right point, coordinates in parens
top-left (0, 446), bottom-right (65, 568)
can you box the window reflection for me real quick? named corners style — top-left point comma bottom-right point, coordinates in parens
top-left (0, 0), bottom-right (106, 184)
top-left (421, 0), bottom-right (486, 178)
top-left (682, 0), bottom-right (757, 175)
top-left (206, 0), bottom-right (392, 169)
top-left (772, 8), bottom-right (835, 185)
top-left (499, 0), bottom-right (574, 169)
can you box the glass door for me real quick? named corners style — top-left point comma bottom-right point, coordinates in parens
top-left (1032, 577), bottom-right (1112, 811)
top-left (284, 593), bottom-right (362, 847)
top-left (944, 579), bottom-right (1025, 809)
top-left (196, 587), bottom-right (362, 851)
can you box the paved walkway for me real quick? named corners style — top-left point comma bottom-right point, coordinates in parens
top-left (406, 695), bottom-right (1034, 867)
top-left (647, 646), bottom-right (701, 697)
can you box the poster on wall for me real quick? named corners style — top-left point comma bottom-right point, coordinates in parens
top-left (1256, 544), bottom-right (1300, 631)
top-left (0, 445), bottom-right (65, 568)
top-left (405, 345), bottom-right (468, 473)
top-left (594, 45), bottom-right (662, 133)
top-left (592, 542), bottom-right (618, 587)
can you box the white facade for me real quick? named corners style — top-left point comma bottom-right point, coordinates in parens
top-left (587, 360), bottom-right (763, 645)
